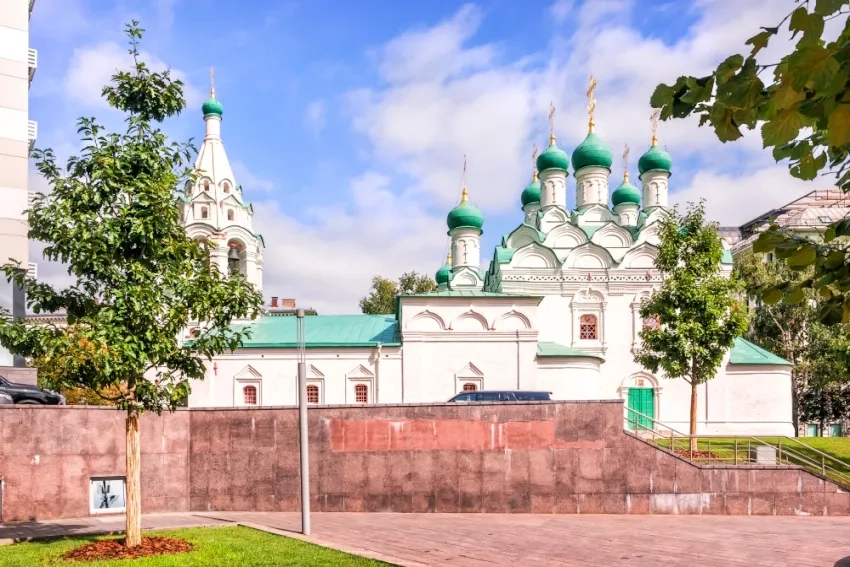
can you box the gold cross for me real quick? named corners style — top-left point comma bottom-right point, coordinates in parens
top-left (532, 144), bottom-right (538, 181)
top-left (210, 67), bottom-right (215, 98)
top-left (586, 75), bottom-right (597, 132)
top-left (623, 143), bottom-right (630, 181)
top-left (651, 108), bottom-right (660, 146)
top-left (548, 102), bottom-right (556, 143)
top-left (459, 154), bottom-right (468, 202)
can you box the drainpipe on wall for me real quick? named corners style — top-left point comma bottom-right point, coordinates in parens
top-left (375, 343), bottom-right (382, 403)
top-left (516, 330), bottom-right (521, 390)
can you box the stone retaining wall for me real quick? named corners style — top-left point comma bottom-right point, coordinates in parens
top-left (0, 401), bottom-right (846, 522)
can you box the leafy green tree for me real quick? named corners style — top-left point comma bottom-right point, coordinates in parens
top-left (359, 271), bottom-right (437, 314)
top-left (650, 1), bottom-right (850, 324)
top-left (635, 202), bottom-right (748, 450)
top-left (0, 22), bottom-right (263, 547)
top-left (799, 321), bottom-right (850, 428)
top-left (733, 253), bottom-right (815, 434)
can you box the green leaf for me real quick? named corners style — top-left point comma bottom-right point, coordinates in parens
top-left (771, 82), bottom-right (805, 110)
top-left (785, 285), bottom-right (805, 303)
top-left (789, 7), bottom-right (825, 45)
top-left (835, 219), bottom-right (850, 237)
top-left (820, 286), bottom-right (834, 300)
top-left (746, 29), bottom-right (775, 55)
top-left (762, 107), bottom-right (809, 147)
top-left (827, 104), bottom-right (850, 147)
top-left (716, 55), bottom-right (744, 84)
top-left (787, 46), bottom-right (840, 91)
top-left (815, 0), bottom-right (848, 16)
top-left (650, 83), bottom-right (675, 108)
top-left (763, 287), bottom-right (783, 304)
top-left (825, 225), bottom-right (837, 242)
top-left (825, 250), bottom-right (846, 269)
top-left (709, 104), bottom-right (743, 142)
top-left (789, 244), bottom-right (817, 266)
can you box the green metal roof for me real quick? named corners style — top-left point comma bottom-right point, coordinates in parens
top-left (233, 315), bottom-right (400, 348)
top-left (402, 289), bottom-right (540, 299)
top-left (721, 249), bottom-right (733, 264)
top-left (495, 247), bottom-right (516, 263)
top-left (729, 337), bottom-right (790, 366)
top-left (536, 341), bottom-right (605, 362)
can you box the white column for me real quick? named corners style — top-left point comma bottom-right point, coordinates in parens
top-left (539, 169), bottom-right (567, 209)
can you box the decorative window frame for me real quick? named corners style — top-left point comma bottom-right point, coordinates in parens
top-left (346, 364), bottom-right (374, 404)
top-left (570, 287), bottom-right (607, 356)
top-left (454, 362), bottom-right (483, 394)
top-left (297, 365), bottom-right (325, 404)
top-left (306, 383), bottom-right (321, 405)
top-left (630, 291), bottom-right (653, 351)
top-left (89, 476), bottom-right (127, 515)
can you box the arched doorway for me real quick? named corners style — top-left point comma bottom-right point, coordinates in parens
top-left (620, 374), bottom-right (659, 431)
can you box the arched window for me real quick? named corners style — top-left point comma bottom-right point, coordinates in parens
top-left (227, 209), bottom-right (234, 221)
top-left (243, 385), bottom-right (257, 405)
top-left (201, 206), bottom-right (208, 219)
top-left (579, 314), bottom-right (598, 340)
top-left (462, 383), bottom-right (477, 392)
top-left (203, 179), bottom-right (210, 192)
top-left (306, 385), bottom-right (319, 404)
top-left (223, 182), bottom-right (230, 193)
top-left (355, 384), bottom-right (368, 403)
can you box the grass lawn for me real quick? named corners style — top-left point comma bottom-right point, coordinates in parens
top-left (0, 526), bottom-right (393, 566)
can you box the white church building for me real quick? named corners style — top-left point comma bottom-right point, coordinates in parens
top-left (182, 87), bottom-right (794, 436)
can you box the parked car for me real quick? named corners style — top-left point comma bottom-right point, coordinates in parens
top-left (0, 375), bottom-right (65, 405)
top-left (0, 391), bottom-right (13, 404)
top-left (447, 390), bottom-right (552, 402)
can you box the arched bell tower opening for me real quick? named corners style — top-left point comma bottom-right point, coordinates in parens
top-left (227, 240), bottom-right (247, 277)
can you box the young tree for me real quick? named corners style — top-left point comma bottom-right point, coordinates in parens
top-left (0, 22), bottom-right (263, 547)
top-left (733, 253), bottom-right (815, 435)
top-left (359, 271), bottom-right (437, 314)
top-left (634, 202), bottom-right (748, 450)
top-left (649, 1), bottom-right (850, 324)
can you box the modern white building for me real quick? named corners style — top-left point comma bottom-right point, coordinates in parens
top-left (185, 89), bottom-right (794, 436)
top-left (0, 0), bottom-right (36, 371)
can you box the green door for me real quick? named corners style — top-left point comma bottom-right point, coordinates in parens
top-left (807, 424), bottom-right (819, 437)
top-left (627, 388), bottom-right (655, 431)
top-left (830, 424), bottom-right (842, 437)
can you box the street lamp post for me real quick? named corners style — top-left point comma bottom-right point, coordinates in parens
top-left (296, 308), bottom-right (311, 535)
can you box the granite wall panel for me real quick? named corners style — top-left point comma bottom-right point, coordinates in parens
top-left (0, 401), bottom-right (846, 522)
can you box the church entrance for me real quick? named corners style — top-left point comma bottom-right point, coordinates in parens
top-left (626, 387), bottom-right (654, 430)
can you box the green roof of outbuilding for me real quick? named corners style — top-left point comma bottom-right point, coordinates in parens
top-left (537, 341), bottom-right (604, 362)
top-left (729, 338), bottom-right (790, 365)
top-left (721, 249), bottom-right (733, 264)
top-left (232, 315), bottom-right (400, 348)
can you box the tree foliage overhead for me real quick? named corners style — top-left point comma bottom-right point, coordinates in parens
top-left (0, 21), bottom-right (264, 412)
top-left (650, 0), bottom-right (850, 324)
top-left (359, 271), bottom-right (437, 315)
top-left (634, 202), bottom-right (748, 442)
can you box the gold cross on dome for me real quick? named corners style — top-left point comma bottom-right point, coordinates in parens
top-left (623, 143), bottom-right (630, 181)
top-left (548, 102), bottom-right (556, 143)
top-left (532, 143), bottom-right (538, 180)
top-left (586, 75), bottom-right (597, 132)
top-left (210, 66), bottom-right (216, 98)
top-left (651, 108), bottom-right (660, 146)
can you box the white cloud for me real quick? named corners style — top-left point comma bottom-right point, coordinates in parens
top-left (304, 100), bottom-right (326, 138)
top-left (253, 172), bottom-right (446, 314)
top-left (232, 160), bottom-right (275, 193)
top-left (672, 165), bottom-right (824, 226)
top-left (64, 42), bottom-right (203, 111)
top-left (550, 0), bottom-right (575, 23)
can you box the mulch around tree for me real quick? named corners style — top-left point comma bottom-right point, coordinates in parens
top-left (62, 536), bottom-right (194, 562)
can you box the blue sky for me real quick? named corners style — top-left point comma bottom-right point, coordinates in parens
top-left (29, 0), bottom-right (826, 313)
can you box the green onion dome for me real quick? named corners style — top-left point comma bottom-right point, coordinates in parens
top-left (435, 254), bottom-right (452, 285)
top-left (611, 174), bottom-right (641, 206)
top-left (572, 132), bottom-right (613, 172)
top-left (202, 96), bottom-right (223, 117)
top-left (536, 135), bottom-right (569, 172)
top-left (521, 172), bottom-right (541, 207)
top-left (638, 142), bottom-right (672, 175)
top-left (446, 189), bottom-right (484, 231)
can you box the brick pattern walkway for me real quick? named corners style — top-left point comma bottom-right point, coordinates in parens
top-left (4, 511), bottom-right (850, 566)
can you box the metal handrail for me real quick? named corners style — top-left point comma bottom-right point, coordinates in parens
top-left (623, 408), bottom-right (850, 489)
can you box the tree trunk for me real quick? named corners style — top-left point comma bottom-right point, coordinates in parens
top-left (125, 409), bottom-right (142, 547)
top-left (689, 381), bottom-right (698, 454)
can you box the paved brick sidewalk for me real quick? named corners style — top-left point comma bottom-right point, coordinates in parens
top-left (4, 512), bottom-right (850, 566)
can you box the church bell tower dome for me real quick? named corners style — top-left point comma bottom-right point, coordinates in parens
top-left (572, 132), bottom-right (613, 172)
top-left (446, 188), bottom-right (484, 231)
top-left (638, 144), bottom-right (672, 176)
top-left (202, 96), bottom-right (223, 118)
